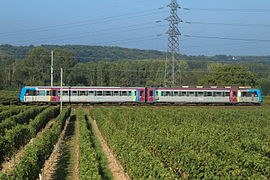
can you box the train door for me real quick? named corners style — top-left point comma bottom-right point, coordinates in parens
top-left (229, 90), bottom-right (238, 103)
top-left (51, 88), bottom-right (60, 102)
top-left (147, 88), bottom-right (155, 102)
top-left (138, 89), bottom-right (146, 102)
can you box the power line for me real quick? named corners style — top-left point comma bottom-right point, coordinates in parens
top-left (9, 0), bottom-right (160, 23)
top-left (184, 34), bottom-right (270, 42)
top-left (184, 21), bottom-right (270, 28)
top-left (11, 23), bottom-right (167, 45)
top-left (0, 8), bottom-right (166, 38)
top-left (183, 7), bottom-right (270, 13)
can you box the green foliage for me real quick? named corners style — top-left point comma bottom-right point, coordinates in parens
top-left (23, 47), bottom-right (51, 86)
top-left (0, 106), bottom-right (44, 135)
top-left (200, 64), bottom-right (257, 86)
top-left (90, 108), bottom-right (177, 179)
top-left (0, 106), bottom-right (55, 165)
top-left (0, 91), bottom-right (19, 105)
top-left (0, 106), bottom-right (26, 122)
top-left (28, 106), bottom-right (59, 136)
top-left (78, 108), bottom-right (102, 179)
top-left (0, 125), bottom-right (32, 163)
top-left (1, 45), bottom-right (270, 95)
top-left (6, 107), bottom-right (70, 180)
top-left (90, 107), bottom-right (270, 179)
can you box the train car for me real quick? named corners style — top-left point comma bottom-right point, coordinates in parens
top-left (146, 86), bottom-right (262, 105)
top-left (19, 86), bottom-right (262, 105)
top-left (19, 86), bottom-right (146, 103)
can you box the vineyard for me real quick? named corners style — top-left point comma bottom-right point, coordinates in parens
top-left (0, 105), bottom-right (269, 179)
top-left (89, 107), bottom-right (270, 179)
top-left (0, 91), bottom-right (19, 105)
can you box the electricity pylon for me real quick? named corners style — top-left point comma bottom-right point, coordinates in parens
top-left (164, 0), bottom-right (182, 86)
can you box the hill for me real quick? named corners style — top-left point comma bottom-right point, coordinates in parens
top-left (1, 44), bottom-right (270, 63)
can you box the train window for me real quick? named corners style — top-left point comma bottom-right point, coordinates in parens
top-left (96, 91), bottom-right (103, 96)
top-left (127, 91), bottom-right (132, 96)
top-left (182, 92), bottom-right (187, 96)
top-left (233, 92), bottom-right (237, 97)
top-left (197, 92), bottom-right (204, 97)
top-left (71, 91), bottom-right (78, 96)
top-left (242, 92), bottom-right (254, 97)
top-left (206, 92), bottom-right (213, 97)
top-left (89, 91), bottom-right (95, 96)
top-left (121, 91), bottom-right (128, 96)
top-left (52, 90), bottom-right (57, 96)
top-left (215, 92), bottom-right (223, 97)
top-left (46, 91), bottom-right (51, 96)
top-left (135, 91), bottom-right (137, 96)
top-left (62, 91), bottom-right (69, 96)
top-left (149, 91), bottom-right (154, 96)
top-left (161, 91), bottom-right (165, 96)
top-left (155, 91), bottom-right (158, 96)
top-left (224, 92), bottom-right (230, 96)
top-left (189, 92), bottom-right (195, 97)
top-left (26, 90), bottom-right (36, 96)
top-left (165, 91), bottom-right (171, 96)
top-left (173, 91), bottom-right (179, 96)
top-left (36, 90), bottom-right (45, 96)
top-left (79, 91), bottom-right (88, 96)
top-left (113, 91), bottom-right (120, 96)
top-left (105, 91), bottom-right (112, 96)
top-left (140, 91), bottom-right (144, 97)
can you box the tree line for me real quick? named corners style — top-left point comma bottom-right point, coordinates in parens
top-left (1, 46), bottom-right (270, 95)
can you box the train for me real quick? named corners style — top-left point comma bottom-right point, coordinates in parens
top-left (19, 86), bottom-right (262, 105)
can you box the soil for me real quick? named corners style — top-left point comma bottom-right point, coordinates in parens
top-left (42, 115), bottom-right (71, 180)
top-left (90, 117), bottom-right (130, 180)
top-left (69, 114), bottom-right (79, 180)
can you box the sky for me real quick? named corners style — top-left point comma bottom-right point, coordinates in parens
top-left (0, 0), bottom-right (270, 56)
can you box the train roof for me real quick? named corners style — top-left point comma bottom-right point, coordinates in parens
top-left (23, 86), bottom-right (145, 89)
top-left (22, 86), bottom-right (258, 90)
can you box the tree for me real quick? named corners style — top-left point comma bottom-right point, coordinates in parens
top-left (53, 48), bottom-right (77, 84)
top-left (200, 65), bottom-right (257, 86)
top-left (23, 47), bottom-right (50, 85)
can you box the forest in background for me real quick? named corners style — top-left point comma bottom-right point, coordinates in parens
top-left (1, 45), bottom-right (270, 95)
top-left (1, 44), bottom-right (270, 63)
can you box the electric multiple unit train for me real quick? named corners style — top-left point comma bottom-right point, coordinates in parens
top-left (19, 86), bottom-right (262, 105)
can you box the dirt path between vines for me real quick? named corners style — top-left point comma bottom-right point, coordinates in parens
top-left (69, 114), bottom-right (79, 180)
top-left (0, 118), bottom-right (56, 173)
top-left (90, 117), bottom-right (130, 180)
top-left (42, 115), bottom-right (71, 180)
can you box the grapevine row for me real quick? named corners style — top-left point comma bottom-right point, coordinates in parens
top-left (0, 106), bottom-right (59, 165)
top-left (0, 106), bottom-right (27, 122)
top-left (0, 107), bottom-right (70, 180)
top-left (90, 108), bottom-right (176, 179)
top-left (90, 107), bottom-right (270, 179)
top-left (78, 108), bottom-right (111, 180)
top-left (0, 106), bottom-right (45, 135)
